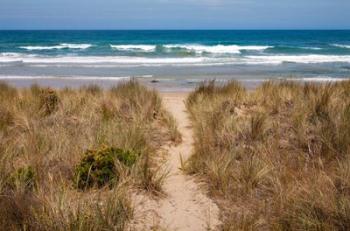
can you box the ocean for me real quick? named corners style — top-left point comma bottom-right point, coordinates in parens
top-left (1, 30), bottom-right (350, 90)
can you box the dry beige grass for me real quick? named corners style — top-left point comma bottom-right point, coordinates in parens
top-left (0, 80), bottom-right (178, 230)
top-left (186, 80), bottom-right (350, 230)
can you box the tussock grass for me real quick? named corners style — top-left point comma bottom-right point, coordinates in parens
top-left (0, 80), bottom-right (178, 230)
top-left (186, 80), bottom-right (350, 230)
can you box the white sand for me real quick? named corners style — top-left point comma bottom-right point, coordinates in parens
top-left (131, 93), bottom-right (220, 230)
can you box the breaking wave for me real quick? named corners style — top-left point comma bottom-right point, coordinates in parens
top-left (20, 43), bottom-right (92, 50)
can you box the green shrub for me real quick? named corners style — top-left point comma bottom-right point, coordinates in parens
top-left (10, 166), bottom-right (36, 191)
top-left (75, 147), bottom-right (138, 189)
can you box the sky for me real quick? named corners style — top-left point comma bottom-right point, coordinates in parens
top-left (0, 0), bottom-right (349, 30)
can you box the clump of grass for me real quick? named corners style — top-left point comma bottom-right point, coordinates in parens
top-left (9, 166), bottom-right (36, 191)
top-left (0, 80), bottom-right (179, 230)
top-left (186, 80), bottom-right (350, 229)
top-left (0, 82), bottom-right (17, 100)
top-left (187, 80), bottom-right (245, 110)
top-left (100, 99), bottom-right (117, 121)
top-left (111, 79), bottom-right (162, 122)
top-left (0, 105), bottom-right (14, 130)
top-left (247, 112), bottom-right (267, 141)
top-left (161, 111), bottom-right (182, 143)
top-left (38, 88), bottom-right (60, 115)
top-left (187, 80), bottom-right (216, 106)
top-left (135, 152), bottom-right (168, 194)
top-left (81, 84), bottom-right (102, 95)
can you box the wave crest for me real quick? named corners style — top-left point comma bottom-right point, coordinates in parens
top-left (332, 44), bottom-right (350, 49)
top-left (109, 44), bottom-right (271, 54)
top-left (20, 43), bottom-right (92, 50)
top-left (2, 53), bottom-right (350, 66)
top-left (110, 45), bottom-right (156, 52)
top-left (164, 44), bottom-right (271, 54)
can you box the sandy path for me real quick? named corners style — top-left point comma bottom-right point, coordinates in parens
top-left (132, 93), bottom-right (220, 230)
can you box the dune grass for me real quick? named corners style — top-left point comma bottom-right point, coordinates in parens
top-left (0, 80), bottom-right (178, 230)
top-left (186, 80), bottom-right (350, 230)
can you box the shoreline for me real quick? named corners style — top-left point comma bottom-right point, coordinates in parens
top-left (0, 76), bottom-right (348, 92)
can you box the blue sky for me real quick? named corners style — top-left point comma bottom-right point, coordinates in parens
top-left (0, 0), bottom-right (349, 29)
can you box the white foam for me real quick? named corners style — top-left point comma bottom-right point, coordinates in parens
top-left (301, 47), bottom-right (323, 50)
top-left (164, 44), bottom-right (271, 54)
top-left (332, 44), bottom-right (350, 49)
top-left (0, 53), bottom-right (212, 65)
top-left (287, 77), bottom-right (346, 82)
top-left (61, 43), bottom-right (92, 49)
top-left (109, 44), bottom-right (271, 54)
top-left (0, 52), bottom-right (26, 63)
top-left (20, 43), bottom-right (92, 50)
top-left (110, 45), bottom-right (156, 52)
top-left (0, 52), bottom-right (22, 57)
top-left (2, 53), bottom-right (350, 66)
top-left (245, 55), bottom-right (350, 64)
top-left (0, 75), bottom-right (130, 81)
top-left (138, 75), bottom-right (153, 78)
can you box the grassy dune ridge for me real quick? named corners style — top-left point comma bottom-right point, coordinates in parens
top-left (0, 80), bottom-right (179, 230)
top-left (186, 80), bottom-right (350, 230)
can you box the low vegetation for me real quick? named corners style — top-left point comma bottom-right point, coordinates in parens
top-left (75, 146), bottom-right (139, 190)
top-left (186, 80), bottom-right (350, 230)
top-left (0, 80), bottom-right (178, 230)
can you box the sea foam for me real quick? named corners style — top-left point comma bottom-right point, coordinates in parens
top-left (163, 44), bottom-right (271, 54)
top-left (332, 44), bottom-right (350, 49)
top-left (2, 53), bottom-right (350, 66)
top-left (0, 53), bottom-right (210, 64)
top-left (0, 75), bottom-right (130, 80)
top-left (290, 77), bottom-right (346, 82)
top-left (20, 43), bottom-right (92, 50)
top-left (245, 55), bottom-right (350, 64)
top-left (110, 45), bottom-right (156, 52)
top-left (109, 44), bottom-right (271, 54)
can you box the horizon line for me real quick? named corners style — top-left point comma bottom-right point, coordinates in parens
top-left (1, 28), bottom-right (350, 31)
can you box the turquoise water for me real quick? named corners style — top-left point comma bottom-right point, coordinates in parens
top-left (0, 30), bottom-right (350, 89)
